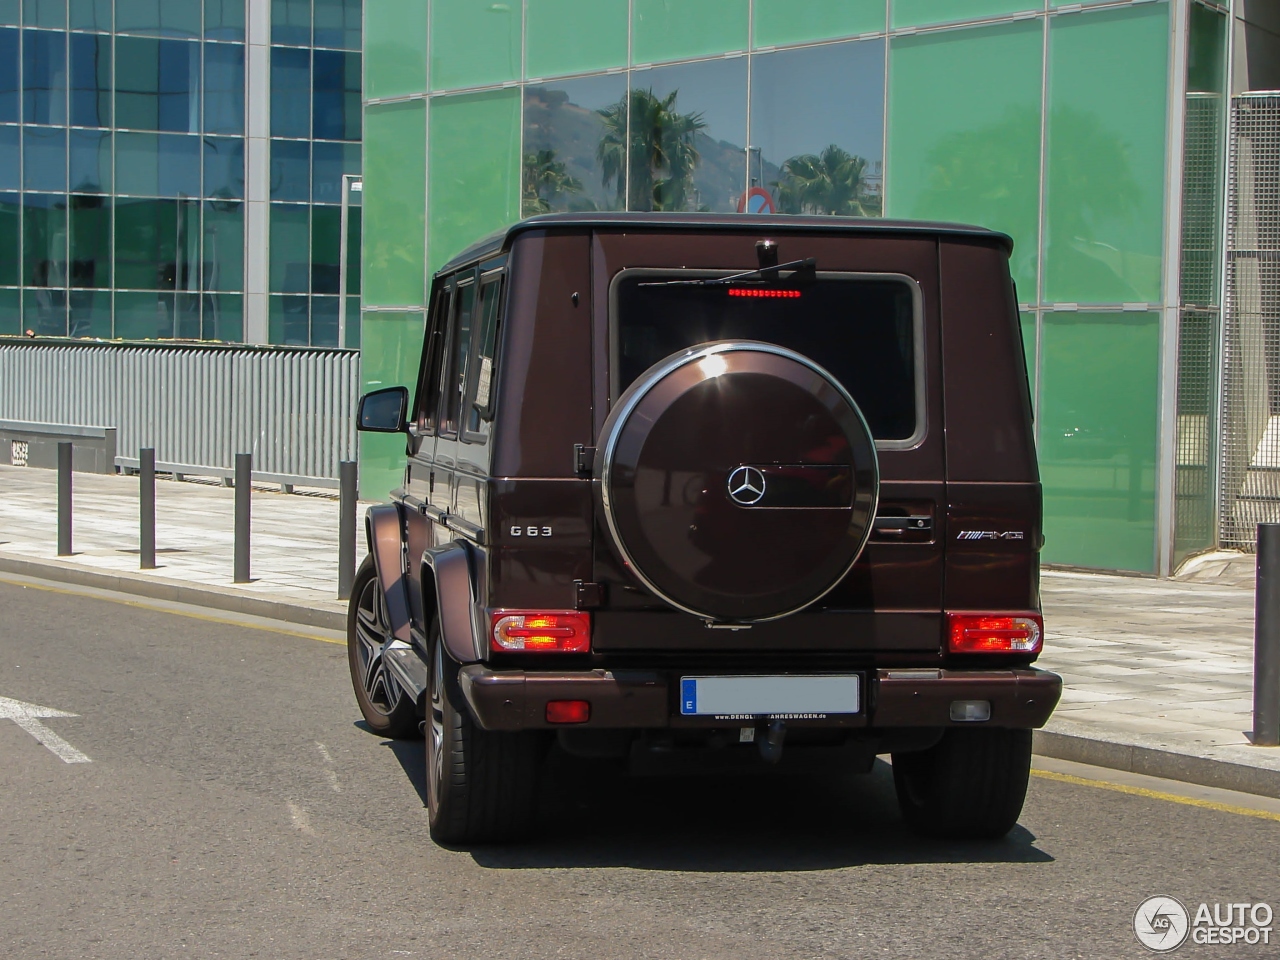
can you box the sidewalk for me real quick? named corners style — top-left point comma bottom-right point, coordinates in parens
top-left (1, 463), bottom-right (1278, 796)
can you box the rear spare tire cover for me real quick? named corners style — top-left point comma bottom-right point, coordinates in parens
top-left (595, 340), bottom-right (879, 623)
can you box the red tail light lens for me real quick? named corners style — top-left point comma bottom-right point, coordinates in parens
top-left (948, 614), bottom-right (1043, 654)
top-left (546, 700), bottom-right (591, 724)
top-left (491, 611), bottom-right (591, 653)
top-left (727, 287), bottom-right (802, 298)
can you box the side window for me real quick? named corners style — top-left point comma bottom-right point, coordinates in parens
top-left (414, 285), bottom-right (451, 431)
top-left (464, 272), bottom-right (504, 439)
top-left (439, 278), bottom-right (476, 437)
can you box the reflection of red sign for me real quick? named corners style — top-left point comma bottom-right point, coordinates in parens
top-left (737, 187), bottom-right (775, 214)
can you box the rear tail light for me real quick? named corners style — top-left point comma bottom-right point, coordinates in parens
top-left (947, 613), bottom-right (1043, 654)
top-left (546, 700), bottom-right (591, 724)
top-left (491, 611), bottom-right (591, 653)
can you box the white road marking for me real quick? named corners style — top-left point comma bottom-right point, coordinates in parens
top-left (315, 742), bottom-right (340, 790)
top-left (324, 769), bottom-right (341, 793)
top-left (0, 695), bottom-right (91, 763)
top-left (315, 741), bottom-right (334, 764)
top-left (287, 801), bottom-right (315, 836)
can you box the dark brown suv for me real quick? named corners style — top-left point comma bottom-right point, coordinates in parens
top-left (349, 213), bottom-right (1061, 845)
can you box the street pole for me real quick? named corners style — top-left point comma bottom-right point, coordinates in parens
top-left (338, 175), bottom-right (361, 350)
top-left (1254, 523), bottom-right (1280, 746)
top-left (234, 453), bottom-right (252, 583)
top-left (57, 442), bottom-right (72, 556)
top-left (337, 459), bottom-right (357, 599)
top-left (139, 447), bottom-right (156, 570)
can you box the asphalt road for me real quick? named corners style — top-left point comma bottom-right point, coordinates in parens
top-left (1, 576), bottom-right (1277, 960)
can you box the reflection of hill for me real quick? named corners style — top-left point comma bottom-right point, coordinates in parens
top-left (690, 132), bottom-right (748, 212)
top-left (524, 87), bottom-right (619, 210)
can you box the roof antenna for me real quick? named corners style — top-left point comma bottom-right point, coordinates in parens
top-left (755, 239), bottom-right (779, 280)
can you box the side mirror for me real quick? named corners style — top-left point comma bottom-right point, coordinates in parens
top-left (357, 386), bottom-right (409, 433)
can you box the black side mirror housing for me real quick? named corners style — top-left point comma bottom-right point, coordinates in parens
top-left (357, 386), bottom-right (409, 433)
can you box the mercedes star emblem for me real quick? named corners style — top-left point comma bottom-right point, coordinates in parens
top-left (727, 465), bottom-right (767, 506)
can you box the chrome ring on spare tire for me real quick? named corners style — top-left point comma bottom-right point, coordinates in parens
top-left (594, 340), bottom-right (879, 624)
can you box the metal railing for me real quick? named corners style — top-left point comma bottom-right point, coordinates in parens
top-left (0, 339), bottom-right (359, 488)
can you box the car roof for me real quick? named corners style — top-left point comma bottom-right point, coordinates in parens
top-left (435, 211), bottom-right (1014, 276)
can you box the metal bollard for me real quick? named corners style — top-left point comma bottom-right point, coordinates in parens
top-left (234, 453), bottom-right (252, 583)
top-left (139, 448), bottom-right (156, 570)
top-left (1255, 524), bottom-right (1280, 746)
top-left (337, 460), bottom-right (357, 600)
top-left (57, 441), bottom-right (72, 556)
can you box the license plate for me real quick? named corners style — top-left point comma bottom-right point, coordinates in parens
top-left (679, 675), bottom-right (861, 717)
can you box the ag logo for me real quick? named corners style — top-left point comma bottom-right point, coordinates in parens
top-left (1134, 896), bottom-right (1190, 952)
top-left (726, 465), bottom-right (766, 506)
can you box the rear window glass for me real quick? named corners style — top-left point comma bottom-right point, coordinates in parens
top-left (614, 274), bottom-right (918, 441)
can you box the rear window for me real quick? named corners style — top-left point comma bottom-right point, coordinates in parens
top-left (613, 273), bottom-right (919, 441)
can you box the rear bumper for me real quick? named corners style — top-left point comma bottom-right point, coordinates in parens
top-left (458, 664), bottom-right (1062, 732)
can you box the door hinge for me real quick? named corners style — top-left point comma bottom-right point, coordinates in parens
top-left (574, 580), bottom-right (606, 609)
top-left (574, 444), bottom-right (596, 476)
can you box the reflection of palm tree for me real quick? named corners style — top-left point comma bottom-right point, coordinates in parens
top-left (522, 148), bottom-right (583, 216)
top-left (771, 144), bottom-right (876, 216)
top-left (598, 88), bottom-right (707, 212)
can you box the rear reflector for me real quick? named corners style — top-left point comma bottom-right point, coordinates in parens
top-left (727, 287), bottom-right (801, 298)
top-left (491, 611), bottom-right (591, 653)
top-left (546, 700), bottom-right (591, 724)
top-left (947, 613), bottom-right (1043, 654)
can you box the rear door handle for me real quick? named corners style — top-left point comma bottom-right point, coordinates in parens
top-left (873, 515), bottom-right (933, 534)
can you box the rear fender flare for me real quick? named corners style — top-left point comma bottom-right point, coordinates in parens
top-left (364, 503), bottom-right (412, 643)
top-left (424, 542), bottom-right (483, 663)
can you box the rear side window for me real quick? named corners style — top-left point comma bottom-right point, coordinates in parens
top-left (613, 274), bottom-right (920, 441)
top-left (465, 272), bottom-right (504, 438)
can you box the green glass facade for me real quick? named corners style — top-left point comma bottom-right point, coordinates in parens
top-left (360, 0), bottom-right (1227, 574)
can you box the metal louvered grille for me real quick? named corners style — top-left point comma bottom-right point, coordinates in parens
top-left (1220, 94), bottom-right (1280, 549)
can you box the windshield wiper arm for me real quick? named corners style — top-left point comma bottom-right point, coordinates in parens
top-left (638, 257), bottom-right (817, 288)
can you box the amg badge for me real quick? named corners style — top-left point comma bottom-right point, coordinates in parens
top-left (956, 530), bottom-right (1025, 540)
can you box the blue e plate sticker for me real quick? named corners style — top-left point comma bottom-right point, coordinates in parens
top-left (681, 678), bottom-right (697, 715)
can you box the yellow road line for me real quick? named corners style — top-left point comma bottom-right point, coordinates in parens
top-left (0, 574), bottom-right (345, 645)
top-left (1033, 768), bottom-right (1280, 823)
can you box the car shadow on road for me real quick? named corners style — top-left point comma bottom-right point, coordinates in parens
top-left (467, 751), bottom-right (1053, 873)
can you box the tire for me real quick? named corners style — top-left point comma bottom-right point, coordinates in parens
top-left (426, 620), bottom-right (544, 845)
top-left (892, 728), bottom-right (1032, 840)
top-left (347, 555), bottom-right (420, 739)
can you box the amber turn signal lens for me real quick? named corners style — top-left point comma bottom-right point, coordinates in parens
top-left (545, 700), bottom-right (591, 724)
top-left (947, 613), bottom-right (1043, 654)
top-left (490, 611), bottom-right (591, 653)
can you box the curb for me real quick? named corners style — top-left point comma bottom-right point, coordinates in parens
top-left (1034, 729), bottom-right (1280, 800)
top-left (0, 553), bottom-right (346, 632)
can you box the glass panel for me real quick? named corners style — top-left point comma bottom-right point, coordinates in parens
top-left (203, 135), bottom-right (244, 200)
top-left (313, 49), bottom-right (360, 141)
top-left (311, 203), bottom-right (340, 293)
top-left (69, 289), bottom-right (111, 337)
top-left (525, 0), bottom-right (627, 79)
top-left (427, 89), bottom-right (518, 273)
top-left (269, 201), bottom-right (309, 293)
top-left (68, 193), bottom-right (109, 288)
top-left (0, 125), bottom-right (18, 189)
top-left (885, 20), bottom-right (1042, 295)
top-left (311, 294), bottom-right (338, 346)
top-left (69, 0), bottom-right (111, 31)
top-left (114, 290), bottom-right (175, 339)
top-left (363, 98), bottom-right (425, 305)
top-left (751, 39), bottom-right (884, 218)
top-left (69, 32), bottom-right (110, 127)
top-left (467, 275), bottom-right (503, 431)
top-left (0, 0), bottom-right (16, 25)
top-left (0, 190), bottom-right (18, 285)
top-left (624, 58), bottom-right (747, 213)
top-left (116, 0), bottom-right (200, 37)
top-left (116, 37), bottom-right (200, 133)
top-left (171, 290), bottom-right (200, 337)
top-left (312, 139), bottom-right (359, 203)
top-left (359, 311), bottom-right (426, 497)
top-left (1045, 5), bottom-right (1169, 305)
top-left (202, 200), bottom-right (243, 291)
top-left (23, 0), bottom-right (64, 29)
top-left (632, 0), bottom-right (748, 65)
top-left (441, 280), bottom-right (477, 435)
top-left (891, 0), bottom-right (1039, 29)
top-left (522, 74), bottom-right (626, 216)
top-left (754, 0), bottom-right (882, 48)
top-left (271, 0), bottom-right (309, 46)
top-left (202, 291), bottom-right (242, 340)
top-left (0, 29), bottom-right (18, 122)
top-left (24, 125), bottom-right (66, 191)
top-left (22, 192), bottom-right (67, 289)
top-left (268, 292), bottom-right (309, 343)
top-left (270, 137), bottom-right (310, 201)
top-left (429, 0), bottom-right (519, 91)
top-left (270, 46), bottom-right (310, 138)
top-left (364, 0), bottom-right (426, 98)
top-left (204, 0), bottom-right (244, 42)
top-left (113, 197), bottom-right (197, 289)
top-left (1182, 4), bottom-right (1227, 309)
top-left (1020, 310), bottom-right (1036, 398)
top-left (69, 129), bottom-right (111, 194)
top-left (1040, 311), bottom-right (1158, 572)
top-left (24, 285), bottom-right (66, 334)
top-left (345, 204), bottom-right (360, 298)
top-left (0, 288), bottom-right (21, 336)
top-left (23, 29), bottom-right (67, 125)
top-left (203, 42), bottom-right (245, 134)
top-left (313, 0), bottom-right (360, 50)
top-left (117, 131), bottom-right (200, 196)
